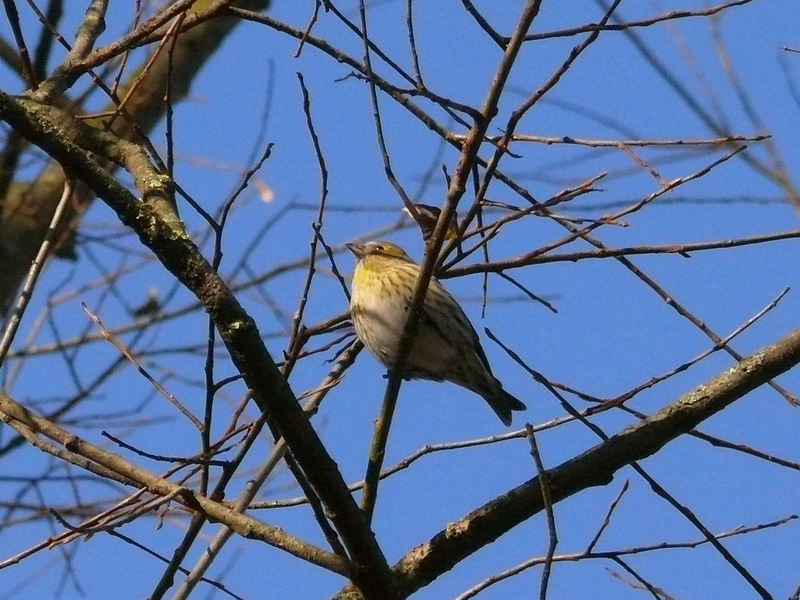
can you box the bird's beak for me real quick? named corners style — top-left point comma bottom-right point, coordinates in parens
top-left (345, 242), bottom-right (366, 258)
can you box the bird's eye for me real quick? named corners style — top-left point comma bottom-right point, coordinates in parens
top-left (375, 245), bottom-right (384, 251)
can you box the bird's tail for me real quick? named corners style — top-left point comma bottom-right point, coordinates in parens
top-left (484, 380), bottom-right (526, 427)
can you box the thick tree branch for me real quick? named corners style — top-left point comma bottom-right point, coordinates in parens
top-left (32, 0), bottom-right (108, 103)
top-left (0, 91), bottom-right (396, 600)
top-left (334, 326), bottom-right (800, 599)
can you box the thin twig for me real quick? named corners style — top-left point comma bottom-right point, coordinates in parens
top-left (80, 302), bottom-right (203, 430)
top-left (526, 424), bottom-right (557, 600)
top-left (172, 342), bottom-right (363, 599)
top-left (2, 0), bottom-right (39, 89)
top-left (453, 514), bottom-right (793, 600)
top-left (0, 179), bottom-right (74, 366)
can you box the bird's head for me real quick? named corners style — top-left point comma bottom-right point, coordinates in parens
top-left (403, 204), bottom-right (459, 242)
top-left (345, 241), bottom-right (413, 264)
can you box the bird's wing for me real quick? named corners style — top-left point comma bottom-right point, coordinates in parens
top-left (426, 278), bottom-right (494, 376)
top-left (459, 306), bottom-right (494, 375)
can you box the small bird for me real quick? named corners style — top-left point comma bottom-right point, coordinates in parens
top-left (402, 203), bottom-right (459, 243)
top-left (347, 240), bottom-right (526, 426)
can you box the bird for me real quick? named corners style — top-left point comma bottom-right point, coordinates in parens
top-left (402, 203), bottom-right (460, 243)
top-left (346, 240), bottom-right (526, 426)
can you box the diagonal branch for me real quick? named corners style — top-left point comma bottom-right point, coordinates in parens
top-left (0, 91), bottom-right (397, 600)
top-left (0, 391), bottom-right (347, 574)
top-left (343, 326), bottom-right (800, 599)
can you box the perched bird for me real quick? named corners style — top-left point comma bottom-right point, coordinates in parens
top-left (347, 240), bottom-right (526, 426)
top-left (130, 287), bottom-right (161, 318)
top-left (402, 203), bottom-right (459, 243)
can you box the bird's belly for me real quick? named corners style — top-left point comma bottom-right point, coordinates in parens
top-left (351, 286), bottom-right (409, 366)
top-left (352, 287), bottom-right (463, 382)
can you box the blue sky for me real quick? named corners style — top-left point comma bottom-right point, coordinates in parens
top-left (2, 1), bottom-right (800, 599)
